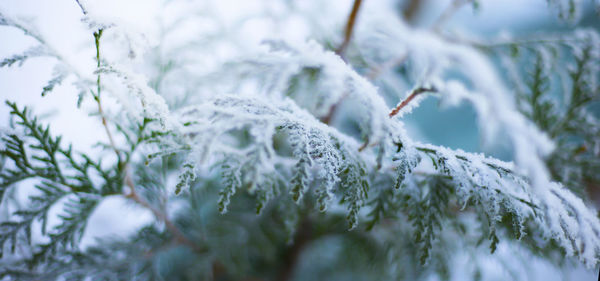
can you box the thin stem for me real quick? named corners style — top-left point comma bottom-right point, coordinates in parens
top-left (93, 85), bottom-right (200, 251)
top-left (388, 86), bottom-right (437, 118)
top-left (120, 119), bottom-right (201, 251)
top-left (336, 0), bottom-right (363, 58)
top-left (93, 30), bottom-right (121, 163)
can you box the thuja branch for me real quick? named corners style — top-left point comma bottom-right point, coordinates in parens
top-left (75, 1), bottom-right (199, 252)
top-left (411, 145), bottom-right (540, 210)
top-left (414, 146), bottom-right (512, 175)
top-left (336, 0), bottom-right (363, 58)
top-left (388, 86), bottom-right (437, 117)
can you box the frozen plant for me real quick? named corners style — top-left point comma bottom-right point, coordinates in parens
top-left (0, 0), bottom-right (599, 280)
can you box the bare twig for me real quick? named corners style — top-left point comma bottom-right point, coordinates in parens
top-left (336, 0), bottom-right (364, 58)
top-left (388, 86), bottom-right (437, 118)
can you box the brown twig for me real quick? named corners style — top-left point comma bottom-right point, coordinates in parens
top-left (388, 86), bottom-right (437, 118)
top-left (336, 0), bottom-right (364, 58)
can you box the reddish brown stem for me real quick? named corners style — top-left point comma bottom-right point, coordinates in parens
top-left (388, 87), bottom-right (436, 118)
top-left (336, 0), bottom-right (364, 58)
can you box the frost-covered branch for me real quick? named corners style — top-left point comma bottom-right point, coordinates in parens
top-left (2, 0), bottom-right (600, 279)
top-left (388, 86), bottom-right (437, 118)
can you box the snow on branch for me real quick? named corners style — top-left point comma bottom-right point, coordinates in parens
top-left (217, 39), bottom-right (406, 147)
top-left (160, 95), bottom-right (366, 212)
top-left (142, 89), bottom-right (600, 266)
top-left (2, 0), bottom-right (600, 276)
top-left (408, 143), bottom-right (600, 266)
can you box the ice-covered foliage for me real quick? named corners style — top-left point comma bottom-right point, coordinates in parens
top-left (0, 0), bottom-right (599, 280)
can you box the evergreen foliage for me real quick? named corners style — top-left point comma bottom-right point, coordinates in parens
top-left (0, 0), bottom-right (599, 280)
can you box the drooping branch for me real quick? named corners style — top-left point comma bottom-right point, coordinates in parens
top-left (336, 0), bottom-right (363, 58)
